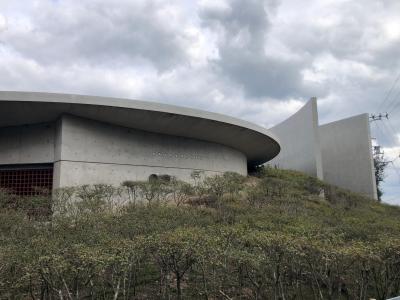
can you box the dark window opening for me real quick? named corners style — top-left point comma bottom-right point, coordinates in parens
top-left (0, 164), bottom-right (54, 197)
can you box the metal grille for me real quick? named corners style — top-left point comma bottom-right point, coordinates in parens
top-left (0, 165), bottom-right (53, 196)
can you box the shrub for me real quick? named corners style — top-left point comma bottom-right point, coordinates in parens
top-left (1, 169), bottom-right (399, 299)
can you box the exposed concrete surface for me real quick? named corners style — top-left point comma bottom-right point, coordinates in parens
top-left (0, 123), bottom-right (55, 165)
top-left (0, 89), bottom-right (258, 188)
top-left (319, 114), bottom-right (377, 199)
top-left (0, 91), bottom-right (280, 166)
top-left (0, 91), bottom-right (378, 199)
top-left (53, 115), bottom-right (247, 187)
top-left (55, 161), bottom-right (222, 187)
top-left (267, 98), bottom-right (323, 179)
top-left (266, 99), bottom-right (377, 200)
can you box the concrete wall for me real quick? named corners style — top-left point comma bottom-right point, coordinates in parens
top-left (0, 123), bottom-right (55, 165)
top-left (0, 92), bottom-right (281, 166)
top-left (54, 115), bottom-right (247, 187)
top-left (266, 99), bottom-right (377, 200)
top-left (267, 98), bottom-right (323, 179)
top-left (54, 161), bottom-right (222, 187)
top-left (0, 104), bottom-right (378, 201)
top-left (319, 114), bottom-right (377, 199)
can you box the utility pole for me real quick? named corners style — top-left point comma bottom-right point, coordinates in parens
top-left (370, 113), bottom-right (391, 201)
top-left (370, 112), bottom-right (399, 160)
top-left (373, 145), bottom-right (384, 158)
top-left (369, 112), bottom-right (389, 122)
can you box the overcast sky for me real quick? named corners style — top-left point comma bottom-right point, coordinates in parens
top-left (0, 0), bottom-right (399, 204)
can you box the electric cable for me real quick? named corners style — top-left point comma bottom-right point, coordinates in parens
top-left (387, 88), bottom-right (400, 115)
top-left (378, 71), bottom-right (400, 112)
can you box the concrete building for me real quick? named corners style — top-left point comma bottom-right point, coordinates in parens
top-left (267, 98), bottom-right (377, 200)
top-left (0, 91), bottom-right (280, 195)
top-left (0, 91), bottom-right (377, 199)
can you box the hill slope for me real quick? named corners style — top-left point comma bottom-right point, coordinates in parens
top-left (1, 168), bottom-right (400, 299)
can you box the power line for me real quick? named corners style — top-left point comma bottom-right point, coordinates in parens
top-left (387, 89), bottom-right (400, 115)
top-left (374, 120), bottom-right (388, 143)
top-left (370, 114), bottom-right (398, 149)
top-left (372, 120), bottom-right (400, 181)
top-left (381, 119), bottom-right (397, 147)
top-left (369, 113), bottom-right (389, 122)
top-left (386, 118), bottom-right (398, 140)
top-left (378, 71), bottom-right (400, 112)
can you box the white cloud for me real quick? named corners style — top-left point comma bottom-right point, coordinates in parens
top-left (0, 14), bottom-right (6, 32)
top-left (383, 20), bottom-right (400, 41)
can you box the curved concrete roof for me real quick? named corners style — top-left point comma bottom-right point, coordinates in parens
top-left (0, 91), bottom-right (280, 166)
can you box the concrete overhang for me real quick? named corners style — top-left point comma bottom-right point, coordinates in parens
top-left (0, 91), bottom-right (280, 166)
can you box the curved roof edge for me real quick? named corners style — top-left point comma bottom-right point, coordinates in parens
top-left (0, 91), bottom-right (281, 166)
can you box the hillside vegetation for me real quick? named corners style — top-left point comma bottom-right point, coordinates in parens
top-left (1, 167), bottom-right (400, 299)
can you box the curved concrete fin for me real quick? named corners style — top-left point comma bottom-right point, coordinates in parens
top-left (319, 114), bottom-right (377, 200)
top-left (267, 98), bottom-right (323, 179)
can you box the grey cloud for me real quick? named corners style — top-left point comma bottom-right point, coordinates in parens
top-left (2, 1), bottom-right (191, 71)
top-left (276, 0), bottom-right (400, 70)
top-left (200, 0), bottom-right (273, 51)
top-left (215, 48), bottom-right (305, 98)
top-left (369, 41), bottom-right (400, 70)
top-left (199, 0), bottom-right (323, 100)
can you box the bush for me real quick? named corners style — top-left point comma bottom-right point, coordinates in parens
top-left (1, 170), bottom-right (399, 299)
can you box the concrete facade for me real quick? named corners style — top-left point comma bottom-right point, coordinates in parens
top-left (0, 91), bottom-right (378, 200)
top-left (54, 115), bottom-right (247, 187)
top-left (319, 114), bottom-right (377, 199)
top-left (0, 92), bottom-right (280, 189)
top-left (0, 91), bottom-right (280, 166)
top-left (267, 98), bottom-right (323, 179)
top-left (0, 123), bottom-right (55, 165)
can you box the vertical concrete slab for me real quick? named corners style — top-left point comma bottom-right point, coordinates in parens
top-left (267, 98), bottom-right (323, 179)
top-left (319, 114), bottom-right (377, 199)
